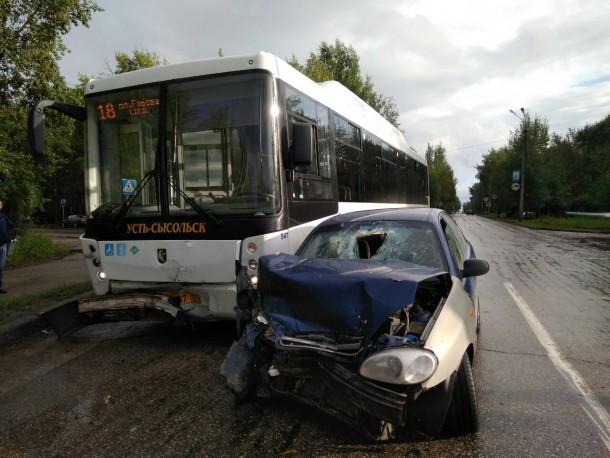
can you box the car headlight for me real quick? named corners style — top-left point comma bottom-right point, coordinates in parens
top-left (359, 348), bottom-right (438, 385)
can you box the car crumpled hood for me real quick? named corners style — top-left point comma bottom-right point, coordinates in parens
top-left (257, 254), bottom-right (448, 344)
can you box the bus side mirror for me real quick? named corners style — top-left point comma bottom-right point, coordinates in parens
top-left (292, 122), bottom-right (313, 166)
top-left (28, 104), bottom-right (47, 156)
top-left (28, 101), bottom-right (87, 155)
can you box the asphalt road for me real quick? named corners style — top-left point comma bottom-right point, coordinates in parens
top-left (0, 216), bottom-right (609, 457)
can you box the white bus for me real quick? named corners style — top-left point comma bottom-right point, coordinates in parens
top-left (30, 52), bottom-right (429, 335)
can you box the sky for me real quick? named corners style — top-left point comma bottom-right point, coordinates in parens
top-left (57, 0), bottom-right (610, 204)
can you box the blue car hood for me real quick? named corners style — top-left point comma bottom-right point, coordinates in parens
top-left (257, 254), bottom-right (447, 341)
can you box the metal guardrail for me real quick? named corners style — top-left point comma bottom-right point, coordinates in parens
top-left (566, 212), bottom-right (610, 218)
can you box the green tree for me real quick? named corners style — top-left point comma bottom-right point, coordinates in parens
top-left (113, 49), bottom-right (167, 74)
top-left (474, 146), bottom-right (515, 216)
top-left (1, 0), bottom-right (102, 105)
top-left (288, 40), bottom-right (400, 127)
top-left (79, 48), bottom-right (167, 85)
top-left (537, 134), bottom-right (571, 216)
top-left (425, 143), bottom-right (459, 211)
top-left (0, 0), bottom-right (101, 224)
top-left (469, 112), bottom-right (601, 217)
top-left (514, 113), bottom-right (550, 215)
top-left (569, 115), bottom-right (610, 211)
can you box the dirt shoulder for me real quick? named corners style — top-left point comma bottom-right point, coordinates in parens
top-left (1, 228), bottom-right (91, 327)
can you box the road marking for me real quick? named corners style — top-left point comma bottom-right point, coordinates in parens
top-left (504, 282), bottom-right (610, 451)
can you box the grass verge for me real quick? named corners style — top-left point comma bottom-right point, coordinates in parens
top-left (7, 230), bottom-right (70, 269)
top-left (0, 280), bottom-right (92, 326)
top-left (494, 215), bottom-right (610, 232)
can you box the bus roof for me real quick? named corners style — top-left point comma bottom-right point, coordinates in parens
top-left (84, 51), bottom-right (425, 165)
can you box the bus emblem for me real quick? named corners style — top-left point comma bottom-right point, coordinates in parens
top-left (157, 248), bottom-right (167, 264)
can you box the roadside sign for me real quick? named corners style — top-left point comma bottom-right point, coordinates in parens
top-left (60, 198), bottom-right (66, 206)
top-left (512, 170), bottom-right (520, 183)
top-left (122, 179), bottom-right (137, 195)
top-left (512, 182), bottom-right (520, 191)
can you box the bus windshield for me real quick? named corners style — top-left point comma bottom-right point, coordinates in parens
top-left (88, 73), bottom-right (279, 219)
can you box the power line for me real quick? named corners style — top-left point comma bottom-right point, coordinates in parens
top-left (448, 138), bottom-right (508, 152)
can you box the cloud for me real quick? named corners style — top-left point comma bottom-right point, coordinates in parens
top-left (58, 0), bottom-right (610, 203)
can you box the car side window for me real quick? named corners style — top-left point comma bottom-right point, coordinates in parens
top-left (441, 214), bottom-right (467, 269)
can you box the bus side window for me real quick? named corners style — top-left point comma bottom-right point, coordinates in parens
top-left (335, 115), bottom-right (362, 202)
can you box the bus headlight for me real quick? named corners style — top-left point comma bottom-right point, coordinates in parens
top-left (359, 348), bottom-right (438, 385)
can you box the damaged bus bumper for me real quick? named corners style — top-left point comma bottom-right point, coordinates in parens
top-left (40, 292), bottom-right (199, 338)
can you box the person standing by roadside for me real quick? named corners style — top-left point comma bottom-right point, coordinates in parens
top-left (0, 200), bottom-right (15, 293)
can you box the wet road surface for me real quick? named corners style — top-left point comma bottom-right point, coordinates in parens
top-left (1, 216), bottom-right (609, 457)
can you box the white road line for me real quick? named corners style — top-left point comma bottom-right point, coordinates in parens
top-left (504, 282), bottom-right (610, 451)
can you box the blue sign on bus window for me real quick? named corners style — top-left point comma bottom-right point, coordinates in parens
top-left (122, 179), bottom-right (137, 195)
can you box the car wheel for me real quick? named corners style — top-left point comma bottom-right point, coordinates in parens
top-left (443, 352), bottom-right (479, 436)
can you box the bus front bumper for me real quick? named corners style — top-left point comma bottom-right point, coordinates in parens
top-left (40, 292), bottom-right (197, 338)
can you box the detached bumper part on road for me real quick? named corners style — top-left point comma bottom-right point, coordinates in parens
top-left (40, 292), bottom-right (193, 338)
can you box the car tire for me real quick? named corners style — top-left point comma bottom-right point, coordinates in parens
top-left (443, 352), bottom-right (479, 436)
top-left (364, 416), bottom-right (395, 441)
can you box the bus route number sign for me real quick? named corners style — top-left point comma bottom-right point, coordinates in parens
top-left (97, 98), bottom-right (160, 121)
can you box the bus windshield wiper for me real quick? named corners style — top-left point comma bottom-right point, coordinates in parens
top-left (112, 170), bottom-right (222, 227)
top-left (165, 174), bottom-right (222, 226)
top-left (112, 169), bottom-right (158, 227)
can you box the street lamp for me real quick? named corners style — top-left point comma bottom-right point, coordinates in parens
top-left (509, 107), bottom-right (526, 220)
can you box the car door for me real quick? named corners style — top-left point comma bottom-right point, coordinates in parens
top-left (440, 213), bottom-right (478, 302)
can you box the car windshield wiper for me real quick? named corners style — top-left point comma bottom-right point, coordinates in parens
top-left (112, 169), bottom-right (222, 227)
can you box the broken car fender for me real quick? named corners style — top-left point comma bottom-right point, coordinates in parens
top-left (422, 276), bottom-right (477, 389)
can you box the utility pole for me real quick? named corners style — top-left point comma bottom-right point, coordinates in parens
top-left (510, 108), bottom-right (526, 220)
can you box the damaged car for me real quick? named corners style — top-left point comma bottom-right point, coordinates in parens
top-left (221, 208), bottom-right (489, 441)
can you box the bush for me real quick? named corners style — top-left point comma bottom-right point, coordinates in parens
top-left (6, 230), bottom-right (69, 268)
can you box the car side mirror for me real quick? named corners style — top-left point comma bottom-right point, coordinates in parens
top-left (461, 259), bottom-right (489, 277)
